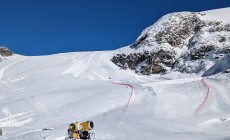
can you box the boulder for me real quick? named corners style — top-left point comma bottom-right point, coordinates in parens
top-left (0, 47), bottom-right (13, 56)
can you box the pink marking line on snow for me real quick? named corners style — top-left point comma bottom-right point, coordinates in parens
top-left (195, 77), bottom-right (210, 115)
top-left (109, 82), bottom-right (134, 107)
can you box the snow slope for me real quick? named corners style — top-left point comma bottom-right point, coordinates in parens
top-left (200, 7), bottom-right (230, 23)
top-left (0, 51), bottom-right (230, 140)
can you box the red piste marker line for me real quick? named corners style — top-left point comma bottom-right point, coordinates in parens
top-left (109, 82), bottom-right (134, 107)
top-left (195, 77), bottom-right (210, 115)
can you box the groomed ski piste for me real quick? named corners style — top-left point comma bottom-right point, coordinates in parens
top-left (0, 51), bottom-right (230, 140)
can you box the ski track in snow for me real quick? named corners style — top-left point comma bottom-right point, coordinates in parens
top-left (64, 52), bottom-right (108, 81)
top-left (1, 8), bottom-right (230, 140)
top-left (82, 52), bottom-right (143, 107)
top-left (1, 51), bottom-right (230, 140)
top-left (63, 51), bottom-right (214, 113)
top-left (63, 52), bottom-right (137, 107)
top-left (0, 58), bottom-right (27, 80)
top-left (0, 110), bottom-right (34, 127)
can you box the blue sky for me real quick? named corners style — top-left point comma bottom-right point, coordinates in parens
top-left (0, 0), bottom-right (230, 56)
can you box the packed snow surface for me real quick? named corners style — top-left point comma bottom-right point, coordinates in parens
top-left (200, 7), bottom-right (230, 23)
top-left (0, 7), bottom-right (230, 140)
top-left (0, 51), bottom-right (230, 140)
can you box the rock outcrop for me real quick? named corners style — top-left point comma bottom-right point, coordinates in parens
top-left (112, 50), bottom-right (176, 75)
top-left (0, 46), bottom-right (13, 57)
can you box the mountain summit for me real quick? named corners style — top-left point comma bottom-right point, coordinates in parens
top-left (112, 8), bottom-right (230, 76)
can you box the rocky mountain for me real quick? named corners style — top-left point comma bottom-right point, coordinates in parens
top-left (0, 46), bottom-right (13, 57)
top-left (0, 46), bottom-right (13, 62)
top-left (112, 8), bottom-right (230, 76)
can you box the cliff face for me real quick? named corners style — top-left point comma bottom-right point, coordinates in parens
top-left (112, 8), bottom-right (230, 76)
top-left (111, 50), bottom-right (176, 75)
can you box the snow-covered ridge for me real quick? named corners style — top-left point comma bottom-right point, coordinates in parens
top-left (112, 7), bottom-right (230, 76)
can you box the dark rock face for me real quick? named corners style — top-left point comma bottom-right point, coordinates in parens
top-left (0, 47), bottom-right (13, 56)
top-left (190, 45), bottom-right (215, 60)
top-left (112, 49), bottom-right (176, 75)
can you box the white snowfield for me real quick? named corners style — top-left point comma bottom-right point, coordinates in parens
top-left (0, 51), bottom-right (230, 140)
top-left (200, 7), bottom-right (230, 23)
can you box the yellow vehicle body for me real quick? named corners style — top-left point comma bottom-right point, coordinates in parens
top-left (80, 121), bottom-right (90, 131)
top-left (76, 121), bottom-right (94, 131)
top-left (72, 132), bottom-right (79, 139)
